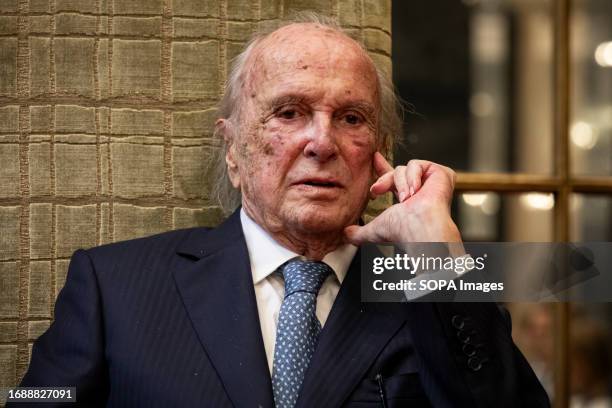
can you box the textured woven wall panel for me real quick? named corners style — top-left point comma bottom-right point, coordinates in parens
top-left (2, 1), bottom-right (18, 13)
top-left (0, 207), bottom-right (20, 261)
top-left (55, 259), bottom-right (69, 296)
top-left (27, 320), bottom-right (49, 341)
top-left (0, 346), bottom-right (17, 391)
top-left (0, 105), bottom-right (18, 130)
top-left (56, 38), bottom-right (96, 96)
top-left (0, 39), bottom-right (17, 95)
top-left (55, 205), bottom-right (97, 257)
top-left (56, 13), bottom-right (98, 36)
top-left (112, 40), bottom-right (162, 97)
top-left (113, 203), bottom-right (167, 241)
top-left (28, 261), bottom-right (51, 318)
top-left (173, 17), bottom-right (218, 38)
top-left (0, 145), bottom-right (20, 198)
top-left (0, 322), bottom-right (18, 343)
top-left (0, 0), bottom-right (392, 399)
top-left (0, 17), bottom-right (18, 36)
top-left (114, 0), bottom-right (163, 15)
top-left (172, 41), bottom-right (219, 100)
top-left (28, 203), bottom-right (52, 258)
top-left (0, 262), bottom-right (19, 318)
top-left (56, 0), bottom-right (97, 14)
top-left (173, 109), bottom-right (217, 137)
top-left (29, 16), bottom-right (51, 35)
top-left (30, 39), bottom-right (50, 94)
top-left (27, 143), bottom-right (51, 196)
top-left (114, 16), bottom-right (161, 37)
top-left (173, 0), bottom-right (219, 18)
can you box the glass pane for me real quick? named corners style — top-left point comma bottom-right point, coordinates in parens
top-left (570, 194), bottom-right (612, 407)
top-left (392, 0), bottom-right (553, 174)
top-left (453, 191), bottom-right (554, 241)
top-left (568, 303), bottom-right (612, 407)
top-left (571, 194), bottom-right (612, 240)
top-left (571, 0), bottom-right (612, 176)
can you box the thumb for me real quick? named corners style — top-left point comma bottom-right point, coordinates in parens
top-left (344, 222), bottom-right (386, 246)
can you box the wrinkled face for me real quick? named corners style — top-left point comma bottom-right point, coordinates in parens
top-left (226, 24), bottom-right (379, 237)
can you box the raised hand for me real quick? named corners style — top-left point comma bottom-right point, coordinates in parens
top-left (344, 152), bottom-right (462, 245)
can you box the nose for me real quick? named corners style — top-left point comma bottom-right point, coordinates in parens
top-left (303, 112), bottom-right (338, 162)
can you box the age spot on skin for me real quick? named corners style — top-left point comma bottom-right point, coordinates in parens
top-left (301, 65), bottom-right (309, 70)
top-left (262, 143), bottom-right (274, 156)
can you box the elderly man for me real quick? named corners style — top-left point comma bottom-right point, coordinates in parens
top-left (15, 17), bottom-right (549, 408)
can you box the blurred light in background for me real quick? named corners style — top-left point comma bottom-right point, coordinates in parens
top-left (469, 92), bottom-right (495, 117)
top-left (462, 192), bottom-right (488, 207)
top-left (594, 41), bottom-right (612, 67)
top-left (571, 121), bottom-right (598, 149)
top-left (521, 193), bottom-right (555, 211)
top-left (462, 192), bottom-right (500, 215)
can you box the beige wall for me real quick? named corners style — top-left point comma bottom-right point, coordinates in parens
top-left (0, 0), bottom-right (392, 398)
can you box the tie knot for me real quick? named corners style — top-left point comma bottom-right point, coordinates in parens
top-left (280, 259), bottom-right (332, 297)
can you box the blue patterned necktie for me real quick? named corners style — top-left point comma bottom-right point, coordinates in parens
top-left (272, 259), bottom-right (332, 408)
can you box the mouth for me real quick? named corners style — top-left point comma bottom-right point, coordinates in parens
top-left (294, 178), bottom-right (343, 188)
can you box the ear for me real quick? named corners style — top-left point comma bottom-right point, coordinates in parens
top-left (216, 118), bottom-right (241, 189)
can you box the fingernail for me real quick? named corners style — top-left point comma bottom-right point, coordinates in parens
top-left (399, 191), bottom-right (407, 202)
top-left (409, 186), bottom-right (415, 197)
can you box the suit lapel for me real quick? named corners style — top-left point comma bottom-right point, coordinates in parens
top-left (296, 250), bottom-right (407, 408)
top-left (172, 210), bottom-right (274, 408)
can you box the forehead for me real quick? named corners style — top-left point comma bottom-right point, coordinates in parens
top-left (244, 24), bottom-right (379, 103)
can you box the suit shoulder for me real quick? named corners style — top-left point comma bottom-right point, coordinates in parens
top-left (83, 227), bottom-right (212, 267)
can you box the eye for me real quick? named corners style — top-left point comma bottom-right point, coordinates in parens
top-left (280, 110), bottom-right (297, 119)
top-left (341, 112), bottom-right (363, 125)
top-left (276, 106), bottom-right (303, 121)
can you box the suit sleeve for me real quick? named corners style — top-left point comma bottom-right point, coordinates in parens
top-left (501, 306), bottom-right (552, 407)
top-left (485, 304), bottom-right (551, 407)
top-left (435, 302), bottom-right (551, 408)
top-left (9, 249), bottom-right (109, 407)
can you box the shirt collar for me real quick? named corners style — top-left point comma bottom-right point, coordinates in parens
top-left (240, 209), bottom-right (357, 285)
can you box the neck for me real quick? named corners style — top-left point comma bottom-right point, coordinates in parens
top-left (242, 205), bottom-right (347, 261)
top-left (272, 230), bottom-right (344, 261)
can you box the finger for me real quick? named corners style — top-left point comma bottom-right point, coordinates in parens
top-left (373, 151), bottom-right (393, 177)
top-left (393, 165), bottom-right (409, 202)
top-left (370, 171), bottom-right (395, 196)
top-left (370, 152), bottom-right (395, 196)
top-left (344, 221), bottom-right (387, 246)
top-left (406, 160), bottom-right (426, 196)
top-left (445, 166), bottom-right (456, 188)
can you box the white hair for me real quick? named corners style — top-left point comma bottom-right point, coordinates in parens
top-left (211, 13), bottom-right (404, 215)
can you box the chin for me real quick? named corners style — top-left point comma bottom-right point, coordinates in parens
top-left (285, 204), bottom-right (355, 235)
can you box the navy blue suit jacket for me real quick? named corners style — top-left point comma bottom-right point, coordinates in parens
top-left (15, 210), bottom-right (550, 407)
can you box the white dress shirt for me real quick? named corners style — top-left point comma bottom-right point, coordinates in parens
top-left (240, 209), bottom-right (358, 373)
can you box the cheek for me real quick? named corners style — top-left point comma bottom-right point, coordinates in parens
top-left (342, 138), bottom-right (374, 179)
top-left (261, 125), bottom-right (287, 156)
top-left (242, 127), bottom-right (294, 179)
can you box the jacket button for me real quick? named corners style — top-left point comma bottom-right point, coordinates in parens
top-left (467, 356), bottom-right (482, 371)
top-left (457, 329), bottom-right (471, 344)
top-left (462, 343), bottom-right (476, 356)
top-left (451, 315), bottom-right (465, 329)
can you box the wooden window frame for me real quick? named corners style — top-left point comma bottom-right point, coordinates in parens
top-left (453, 1), bottom-right (612, 406)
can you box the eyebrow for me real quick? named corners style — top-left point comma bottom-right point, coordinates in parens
top-left (344, 101), bottom-right (377, 119)
top-left (265, 93), bottom-right (377, 117)
top-left (265, 94), bottom-right (312, 110)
